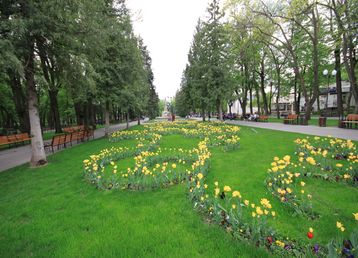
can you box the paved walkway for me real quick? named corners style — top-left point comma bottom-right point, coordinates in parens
top-left (226, 120), bottom-right (358, 141)
top-left (0, 120), bottom-right (147, 172)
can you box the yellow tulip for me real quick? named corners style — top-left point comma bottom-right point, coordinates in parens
top-left (232, 191), bottom-right (241, 198)
top-left (223, 185), bottom-right (232, 192)
top-left (353, 213), bottom-right (358, 221)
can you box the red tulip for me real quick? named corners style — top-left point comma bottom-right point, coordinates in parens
top-left (307, 232), bottom-right (314, 239)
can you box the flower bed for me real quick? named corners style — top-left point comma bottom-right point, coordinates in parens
top-left (83, 122), bottom-right (358, 257)
top-left (265, 136), bottom-right (358, 256)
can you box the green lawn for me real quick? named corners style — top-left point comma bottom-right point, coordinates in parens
top-left (267, 117), bottom-right (339, 127)
top-left (208, 126), bottom-right (357, 244)
top-left (0, 124), bottom-right (356, 257)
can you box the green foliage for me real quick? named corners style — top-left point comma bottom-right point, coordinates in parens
top-left (178, 0), bottom-right (357, 116)
top-left (0, 0), bottom-right (159, 132)
top-left (179, 0), bottom-right (234, 118)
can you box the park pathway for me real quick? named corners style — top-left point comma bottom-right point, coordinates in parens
top-left (0, 119), bottom-right (147, 172)
top-left (226, 120), bottom-right (358, 141)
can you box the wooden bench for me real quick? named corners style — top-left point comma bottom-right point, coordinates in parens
top-left (44, 129), bottom-right (94, 153)
top-left (16, 133), bottom-right (32, 144)
top-left (0, 136), bottom-right (10, 147)
top-left (63, 125), bottom-right (85, 133)
top-left (71, 131), bottom-right (85, 143)
top-left (283, 114), bottom-right (298, 125)
top-left (84, 129), bottom-right (94, 141)
top-left (44, 134), bottom-right (66, 153)
top-left (64, 133), bottom-right (72, 147)
top-left (5, 133), bottom-right (32, 146)
top-left (6, 135), bottom-right (19, 146)
top-left (257, 116), bottom-right (269, 122)
top-left (341, 114), bottom-right (358, 129)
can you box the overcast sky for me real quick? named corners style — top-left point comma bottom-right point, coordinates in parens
top-left (126, 0), bottom-right (211, 100)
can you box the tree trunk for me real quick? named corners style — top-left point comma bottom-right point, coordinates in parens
top-left (201, 108), bottom-right (206, 121)
top-left (306, 101), bottom-right (314, 120)
top-left (83, 101), bottom-right (90, 129)
top-left (347, 90), bottom-right (352, 113)
top-left (255, 84), bottom-right (261, 115)
top-left (25, 40), bottom-right (47, 166)
top-left (237, 97), bottom-right (244, 117)
top-left (126, 112), bottom-right (129, 129)
top-left (293, 75), bottom-right (300, 114)
top-left (242, 87), bottom-right (248, 116)
top-left (268, 81), bottom-right (273, 114)
top-left (297, 91), bottom-right (301, 115)
top-left (217, 99), bottom-right (223, 121)
top-left (347, 54), bottom-right (358, 113)
top-left (8, 70), bottom-right (30, 133)
top-left (249, 86), bottom-right (253, 114)
top-left (89, 100), bottom-right (95, 129)
top-left (332, 0), bottom-right (358, 113)
top-left (334, 48), bottom-right (343, 117)
top-left (104, 100), bottom-right (110, 136)
top-left (74, 102), bottom-right (84, 125)
top-left (343, 8), bottom-right (358, 113)
top-left (259, 59), bottom-right (269, 115)
top-left (47, 109), bottom-right (54, 129)
top-left (276, 75), bottom-right (281, 119)
top-left (306, 7), bottom-right (320, 120)
top-left (295, 68), bottom-right (310, 119)
top-left (241, 97), bottom-right (247, 117)
top-left (48, 89), bottom-right (62, 133)
top-left (137, 114), bottom-right (141, 125)
top-left (0, 108), bottom-right (10, 128)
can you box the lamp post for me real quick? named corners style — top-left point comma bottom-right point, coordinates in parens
top-left (228, 100), bottom-right (233, 115)
top-left (322, 69), bottom-right (337, 114)
top-left (319, 69), bottom-right (336, 127)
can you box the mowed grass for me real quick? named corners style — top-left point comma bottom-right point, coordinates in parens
top-left (207, 125), bottom-right (358, 244)
top-left (267, 117), bottom-right (339, 127)
top-left (0, 124), bottom-right (356, 257)
top-left (0, 128), bottom-right (270, 258)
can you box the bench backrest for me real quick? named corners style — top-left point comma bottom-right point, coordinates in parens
top-left (52, 135), bottom-right (66, 146)
top-left (63, 128), bottom-right (73, 133)
top-left (71, 131), bottom-right (84, 141)
top-left (77, 130), bottom-right (85, 139)
top-left (7, 135), bottom-right (18, 143)
top-left (65, 133), bottom-right (72, 143)
top-left (0, 136), bottom-right (9, 145)
top-left (63, 125), bottom-right (85, 133)
top-left (346, 114), bottom-right (358, 121)
top-left (287, 114), bottom-right (298, 119)
top-left (85, 129), bottom-right (94, 137)
top-left (17, 133), bottom-right (30, 140)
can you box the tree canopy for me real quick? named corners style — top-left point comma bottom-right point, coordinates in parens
top-left (176, 0), bottom-right (357, 119)
top-left (0, 0), bottom-right (159, 166)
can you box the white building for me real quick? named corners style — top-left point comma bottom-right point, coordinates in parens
top-left (228, 81), bottom-right (356, 116)
top-left (271, 81), bottom-right (356, 116)
top-left (228, 100), bottom-right (259, 115)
